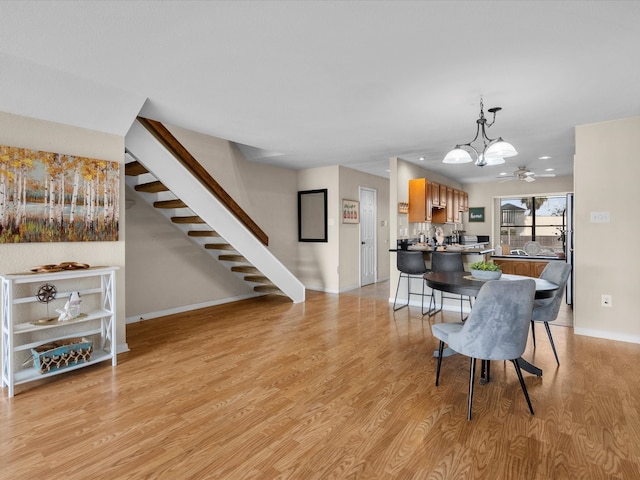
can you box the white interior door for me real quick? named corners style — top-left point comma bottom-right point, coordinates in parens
top-left (360, 187), bottom-right (376, 286)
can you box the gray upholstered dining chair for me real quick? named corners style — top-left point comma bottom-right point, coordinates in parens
top-left (431, 279), bottom-right (536, 420)
top-left (393, 250), bottom-right (432, 314)
top-left (427, 252), bottom-right (472, 319)
top-left (531, 262), bottom-right (572, 365)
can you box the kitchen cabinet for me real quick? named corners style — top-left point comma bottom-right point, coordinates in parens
top-left (1, 266), bottom-right (118, 397)
top-left (460, 191), bottom-right (469, 212)
top-left (439, 184), bottom-right (448, 207)
top-left (409, 179), bottom-right (469, 225)
top-left (408, 178), bottom-right (432, 222)
top-left (492, 259), bottom-right (550, 278)
top-left (431, 181), bottom-right (441, 207)
top-left (452, 189), bottom-right (461, 223)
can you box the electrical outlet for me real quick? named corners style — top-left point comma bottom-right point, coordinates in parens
top-left (601, 294), bottom-right (612, 307)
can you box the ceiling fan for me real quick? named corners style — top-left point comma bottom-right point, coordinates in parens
top-left (498, 166), bottom-right (555, 183)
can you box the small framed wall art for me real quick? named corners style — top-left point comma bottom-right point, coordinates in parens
top-left (342, 199), bottom-right (359, 224)
top-left (468, 207), bottom-right (485, 223)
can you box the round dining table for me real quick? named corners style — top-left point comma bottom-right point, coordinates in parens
top-left (424, 270), bottom-right (559, 379)
top-left (424, 271), bottom-right (558, 300)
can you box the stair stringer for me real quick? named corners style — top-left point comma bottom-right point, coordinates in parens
top-left (125, 120), bottom-right (305, 303)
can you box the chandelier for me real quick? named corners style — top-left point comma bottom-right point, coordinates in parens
top-left (443, 97), bottom-right (517, 167)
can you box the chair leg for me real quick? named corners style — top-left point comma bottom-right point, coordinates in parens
top-left (435, 341), bottom-right (444, 386)
top-left (428, 290), bottom-right (442, 317)
top-left (467, 357), bottom-right (476, 421)
top-left (531, 320), bottom-right (536, 348)
top-left (544, 322), bottom-right (560, 365)
top-left (511, 359), bottom-right (534, 415)
top-left (392, 274), bottom-right (408, 311)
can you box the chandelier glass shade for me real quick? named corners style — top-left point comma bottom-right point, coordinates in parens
top-left (443, 98), bottom-right (517, 167)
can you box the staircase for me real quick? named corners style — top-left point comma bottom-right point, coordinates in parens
top-left (124, 119), bottom-right (305, 303)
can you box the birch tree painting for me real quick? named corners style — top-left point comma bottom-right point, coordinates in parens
top-left (0, 145), bottom-right (119, 242)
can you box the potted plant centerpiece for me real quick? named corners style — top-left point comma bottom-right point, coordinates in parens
top-left (469, 260), bottom-right (502, 280)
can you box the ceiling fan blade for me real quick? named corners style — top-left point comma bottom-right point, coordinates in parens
top-left (524, 176), bottom-right (536, 182)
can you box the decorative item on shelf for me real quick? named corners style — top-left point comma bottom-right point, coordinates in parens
top-left (36, 283), bottom-right (57, 321)
top-left (55, 291), bottom-right (82, 321)
top-left (30, 337), bottom-right (93, 374)
top-left (443, 97), bottom-right (517, 167)
top-left (523, 241), bottom-right (542, 256)
top-left (398, 202), bottom-right (409, 214)
top-left (435, 226), bottom-right (445, 250)
top-left (30, 262), bottom-right (90, 273)
top-left (341, 199), bottom-right (359, 224)
top-left (469, 261), bottom-right (502, 280)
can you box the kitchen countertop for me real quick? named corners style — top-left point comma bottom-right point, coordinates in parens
top-left (390, 247), bottom-right (495, 255)
top-left (491, 254), bottom-right (565, 261)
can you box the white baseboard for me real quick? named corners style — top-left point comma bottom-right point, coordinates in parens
top-left (125, 292), bottom-right (263, 324)
top-left (389, 296), bottom-right (472, 313)
top-left (574, 327), bottom-right (640, 345)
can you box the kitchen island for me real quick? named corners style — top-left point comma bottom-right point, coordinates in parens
top-left (490, 254), bottom-right (565, 278)
top-left (390, 244), bottom-right (495, 271)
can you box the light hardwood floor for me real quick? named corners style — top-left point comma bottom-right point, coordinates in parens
top-left (2, 284), bottom-right (639, 479)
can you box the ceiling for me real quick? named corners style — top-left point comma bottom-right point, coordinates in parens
top-left (1, 1), bottom-right (639, 184)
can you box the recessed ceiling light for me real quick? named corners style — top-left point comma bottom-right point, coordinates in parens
top-left (499, 172), bottom-right (508, 176)
top-left (545, 168), bottom-right (555, 172)
top-left (538, 155), bottom-right (551, 160)
top-left (419, 157), bottom-right (425, 161)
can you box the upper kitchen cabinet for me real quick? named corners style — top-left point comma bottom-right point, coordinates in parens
top-left (460, 191), bottom-right (469, 212)
top-left (409, 179), bottom-right (468, 224)
top-left (431, 180), bottom-right (441, 208)
top-left (408, 178), bottom-right (432, 222)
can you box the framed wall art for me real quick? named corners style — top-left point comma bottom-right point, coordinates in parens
top-left (298, 189), bottom-right (328, 242)
top-left (0, 144), bottom-right (120, 243)
top-left (342, 199), bottom-right (359, 224)
top-left (468, 207), bottom-right (485, 223)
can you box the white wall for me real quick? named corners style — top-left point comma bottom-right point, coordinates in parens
top-left (574, 116), bottom-right (640, 343)
top-left (338, 166), bottom-right (390, 291)
top-left (124, 185), bottom-right (254, 319)
top-left (164, 124), bottom-right (299, 271)
top-left (0, 111), bottom-right (127, 354)
top-left (297, 166), bottom-right (340, 292)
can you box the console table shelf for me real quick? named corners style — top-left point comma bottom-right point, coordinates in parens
top-left (1, 266), bottom-right (118, 397)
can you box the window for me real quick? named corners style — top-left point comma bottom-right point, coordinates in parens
top-left (500, 195), bottom-right (566, 254)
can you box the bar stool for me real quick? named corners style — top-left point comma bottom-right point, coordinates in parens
top-left (393, 250), bottom-right (432, 314)
top-left (428, 252), bottom-right (472, 320)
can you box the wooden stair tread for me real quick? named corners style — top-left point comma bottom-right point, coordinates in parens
top-left (204, 243), bottom-right (234, 250)
top-left (154, 199), bottom-right (187, 209)
top-left (218, 254), bottom-right (247, 263)
top-left (124, 161), bottom-right (148, 176)
top-left (135, 181), bottom-right (168, 193)
top-left (231, 266), bottom-right (261, 274)
top-left (171, 216), bottom-right (205, 224)
top-left (244, 275), bottom-right (270, 284)
top-left (188, 230), bottom-right (220, 237)
top-left (254, 285), bottom-right (283, 294)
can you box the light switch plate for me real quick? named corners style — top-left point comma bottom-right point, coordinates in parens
top-left (590, 211), bottom-right (611, 223)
